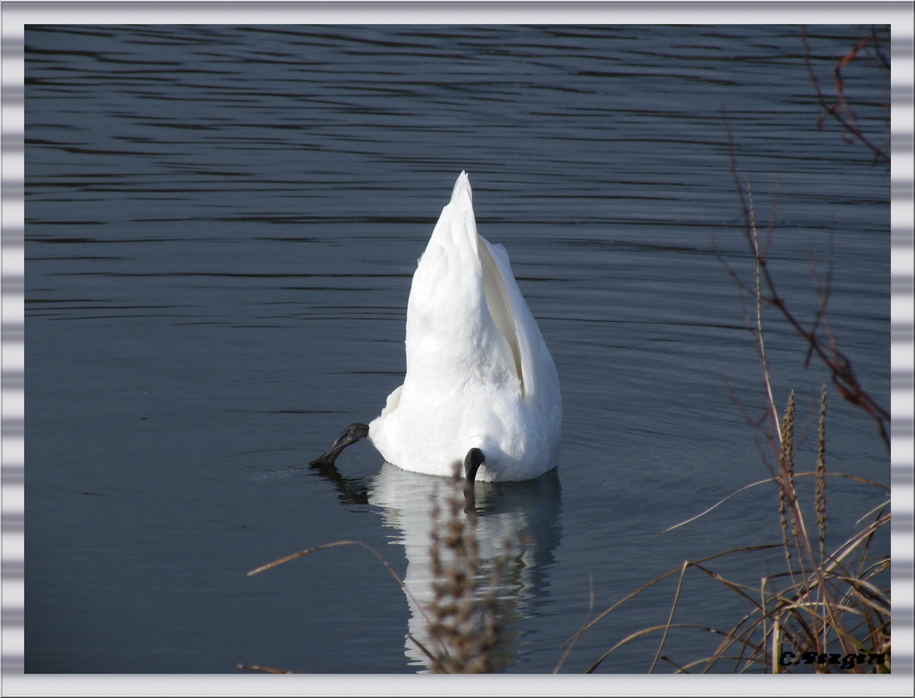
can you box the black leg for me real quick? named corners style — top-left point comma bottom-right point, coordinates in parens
top-left (309, 423), bottom-right (369, 467)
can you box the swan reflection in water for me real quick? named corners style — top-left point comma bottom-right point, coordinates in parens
top-left (310, 460), bottom-right (562, 672)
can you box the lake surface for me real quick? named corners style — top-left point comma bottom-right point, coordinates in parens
top-left (23, 24), bottom-right (890, 674)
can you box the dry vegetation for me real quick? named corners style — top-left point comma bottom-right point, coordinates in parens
top-left (242, 463), bottom-right (515, 674)
top-left (554, 25), bottom-right (892, 675)
top-left (241, 26), bottom-right (892, 675)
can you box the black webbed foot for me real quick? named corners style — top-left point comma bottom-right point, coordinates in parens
top-left (309, 423), bottom-right (369, 467)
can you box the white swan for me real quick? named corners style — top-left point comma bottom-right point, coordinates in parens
top-left (311, 172), bottom-right (562, 488)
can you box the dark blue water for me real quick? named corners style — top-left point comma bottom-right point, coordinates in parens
top-left (24, 25), bottom-right (890, 673)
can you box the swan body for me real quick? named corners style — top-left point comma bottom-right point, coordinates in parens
top-left (364, 172), bottom-right (562, 482)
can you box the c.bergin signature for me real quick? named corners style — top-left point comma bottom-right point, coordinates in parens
top-left (779, 651), bottom-right (888, 670)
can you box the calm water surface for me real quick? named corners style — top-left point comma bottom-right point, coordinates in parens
top-left (25, 25), bottom-right (890, 673)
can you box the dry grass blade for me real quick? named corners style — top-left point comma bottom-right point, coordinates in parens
top-left (649, 561), bottom-right (690, 672)
top-left (856, 500), bottom-right (891, 526)
top-left (568, 544), bottom-right (780, 650)
top-left (407, 632), bottom-right (438, 666)
top-left (746, 176), bottom-right (782, 444)
top-left (683, 653), bottom-right (765, 674)
top-left (568, 544), bottom-right (780, 673)
top-left (552, 573), bottom-right (595, 673)
top-left (236, 663), bottom-right (299, 674)
top-left (247, 539), bottom-right (434, 632)
top-left (659, 655), bottom-right (691, 673)
top-left (243, 466), bottom-right (516, 674)
top-left (247, 540), bottom-right (363, 576)
top-left (692, 562), bottom-right (766, 611)
top-left (825, 514), bottom-right (890, 572)
top-left (660, 477), bottom-right (776, 534)
top-left (662, 469), bottom-right (886, 536)
top-left (576, 315), bottom-right (888, 674)
top-left (586, 623), bottom-right (746, 674)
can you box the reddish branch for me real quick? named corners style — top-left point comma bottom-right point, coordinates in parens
top-left (722, 118), bottom-right (890, 450)
top-left (801, 26), bottom-right (890, 164)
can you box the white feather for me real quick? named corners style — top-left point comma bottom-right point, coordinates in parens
top-left (368, 172), bottom-right (562, 482)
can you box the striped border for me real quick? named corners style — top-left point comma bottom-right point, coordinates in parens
top-left (1, 0), bottom-right (25, 682)
top-left (1, 3), bottom-right (912, 695)
top-left (890, 0), bottom-right (915, 685)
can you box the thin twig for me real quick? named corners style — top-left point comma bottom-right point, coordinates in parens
top-left (722, 114), bottom-right (890, 449)
top-left (801, 27), bottom-right (890, 163)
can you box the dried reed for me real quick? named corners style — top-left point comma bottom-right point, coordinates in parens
top-left (560, 108), bottom-right (891, 671)
top-left (424, 463), bottom-right (512, 673)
